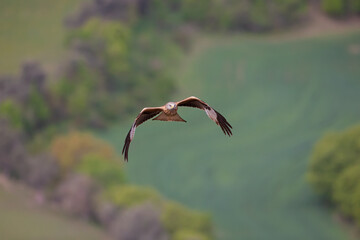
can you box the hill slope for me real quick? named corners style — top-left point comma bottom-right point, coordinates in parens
top-left (101, 31), bottom-right (360, 240)
top-left (0, 183), bottom-right (110, 240)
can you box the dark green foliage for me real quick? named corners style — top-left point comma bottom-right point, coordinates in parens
top-left (322, 0), bottom-right (360, 16)
top-left (308, 124), bottom-right (360, 225)
top-left (173, 230), bottom-right (210, 240)
top-left (105, 185), bottom-right (162, 207)
top-left (74, 0), bottom-right (308, 32)
top-left (0, 100), bottom-right (23, 129)
top-left (351, 0), bottom-right (360, 12)
top-left (0, 63), bottom-right (55, 136)
top-left (181, 0), bottom-right (212, 24)
top-left (64, 18), bottom-right (177, 125)
top-left (308, 125), bottom-right (360, 199)
top-left (249, 0), bottom-right (270, 30)
top-left (322, 0), bottom-right (346, 16)
top-left (1, 16), bottom-right (178, 137)
top-left (76, 154), bottom-right (125, 188)
top-left (27, 125), bottom-right (61, 153)
top-left (333, 164), bottom-right (360, 219)
top-left (51, 64), bottom-right (100, 125)
top-left (162, 202), bottom-right (213, 239)
top-left (25, 88), bottom-right (51, 130)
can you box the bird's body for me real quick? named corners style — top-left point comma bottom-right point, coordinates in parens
top-left (122, 96), bottom-right (232, 161)
top-left (152, 102), bottom-right (186, 122)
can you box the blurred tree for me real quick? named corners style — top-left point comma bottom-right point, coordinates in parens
top-left (64, 18), bottom-right (176, 125)
top-left (161, 201), bottom-right (213, 239)
top-left (249, 0), bottom-right (271, 31)
top-left (181, 0), bottom-right (211, 24)
top-left (50, 131), bottom-right (116, 171)
top-left (0, 62), bottom-right (55, 137)
top-left (24, 88), bottom-right (51, 132)
top-left (307, 125), bottom-right (360, 199)
top-left (322, 0), bottom-right (346, 16)
top-left (322, 0), bottom-right (360, 16)
top-left (76, 154), bottom-right (125, 188)
top-left (333, 164), bottom-right (360, 222)
top-left (173, 229), bottom-right (210, 240)
top-left (70, 0), bottom-right (308, 32)
top-left (0, 99), bottom-right (23, 130)
top-left (350, 0), bottom-right (360, 13)
top-left (105, 185), bottom-right (162, 207)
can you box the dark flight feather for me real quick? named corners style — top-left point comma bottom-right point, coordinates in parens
top-left (177, 96), bottom-right (232, 136)
top-left (122, 107), bottom-right (163, 161)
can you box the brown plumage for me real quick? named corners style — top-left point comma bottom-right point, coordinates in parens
top-left (122, 96), bottom-right (232, 161)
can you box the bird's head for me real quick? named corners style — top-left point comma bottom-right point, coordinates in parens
top-left (166, 102), bottom-right (176, 110)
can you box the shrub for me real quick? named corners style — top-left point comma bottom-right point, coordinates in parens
top-left (26, 88), bottom-right (51, 125)
top-left (0, 100), bottom-right (23, 130)
top-left (322, 0), bottom-right (346, 16)
top-left (307, 125), bottom-right (360, 199)
top-left (65, 18), bottom-right (176, 124)
top-left (76, 154), bottom-right (125, 188)
top-left (249, 0), bottom-right (271, 31)
top-left (105, 185), bottom-right (162, 207)
top-left (181, 0), bottom-right (211, 24)
top-left (322, 0), bottom-right (360, 16)
top-left (349, 0), bottom-right (360, 13)
top-left (27, 125), bottom-right (62, 153)
top-left (173, 229), bottom-right (210, 240)
top-left (50, 131), bottom-right (116, 171)
top-left (333, 164), bottom-right (360, 220)
top-left (161, 201), bottom-right (213, 238)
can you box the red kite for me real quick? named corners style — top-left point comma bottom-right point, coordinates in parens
top-left (122, 96), bottom-right (232, 161)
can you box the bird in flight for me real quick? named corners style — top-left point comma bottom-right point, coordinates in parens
top-left (122, 96), bottom-right (232, 161)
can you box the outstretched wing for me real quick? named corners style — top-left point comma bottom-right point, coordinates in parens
top-left (177, 96), bottom-right (232, 136)
top-left (122, 107), bottom-right (163, 161)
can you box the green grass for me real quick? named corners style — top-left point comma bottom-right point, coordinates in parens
top-left (0, 185), bottom-right (110, 240)
top-left (0, 0), bottom-right (84, 74)
top-left (100, 31), bottom-right (360, 240)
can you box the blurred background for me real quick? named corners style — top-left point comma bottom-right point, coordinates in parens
top-left (0, 0), bottom-right (360, 240)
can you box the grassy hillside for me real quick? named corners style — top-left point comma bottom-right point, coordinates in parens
top-left (0, 0), bottom-right (84, 74)
top-left (0, 185), bottom-right (110, 240)
top-left (101, 31), bottom-right (360, 240)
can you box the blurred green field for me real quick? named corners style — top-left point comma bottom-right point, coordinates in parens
top-left (0, 0), bottom-right (84, 74)
top-left (0, 186), bottom-right (110, 240)
top-left (101, 31), bottom-right (360, 240)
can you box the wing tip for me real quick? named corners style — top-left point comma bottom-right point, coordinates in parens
top-left (122, 130), bottom-right (132, 162)
top-left (215, 111), bottom-right (232, 137)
